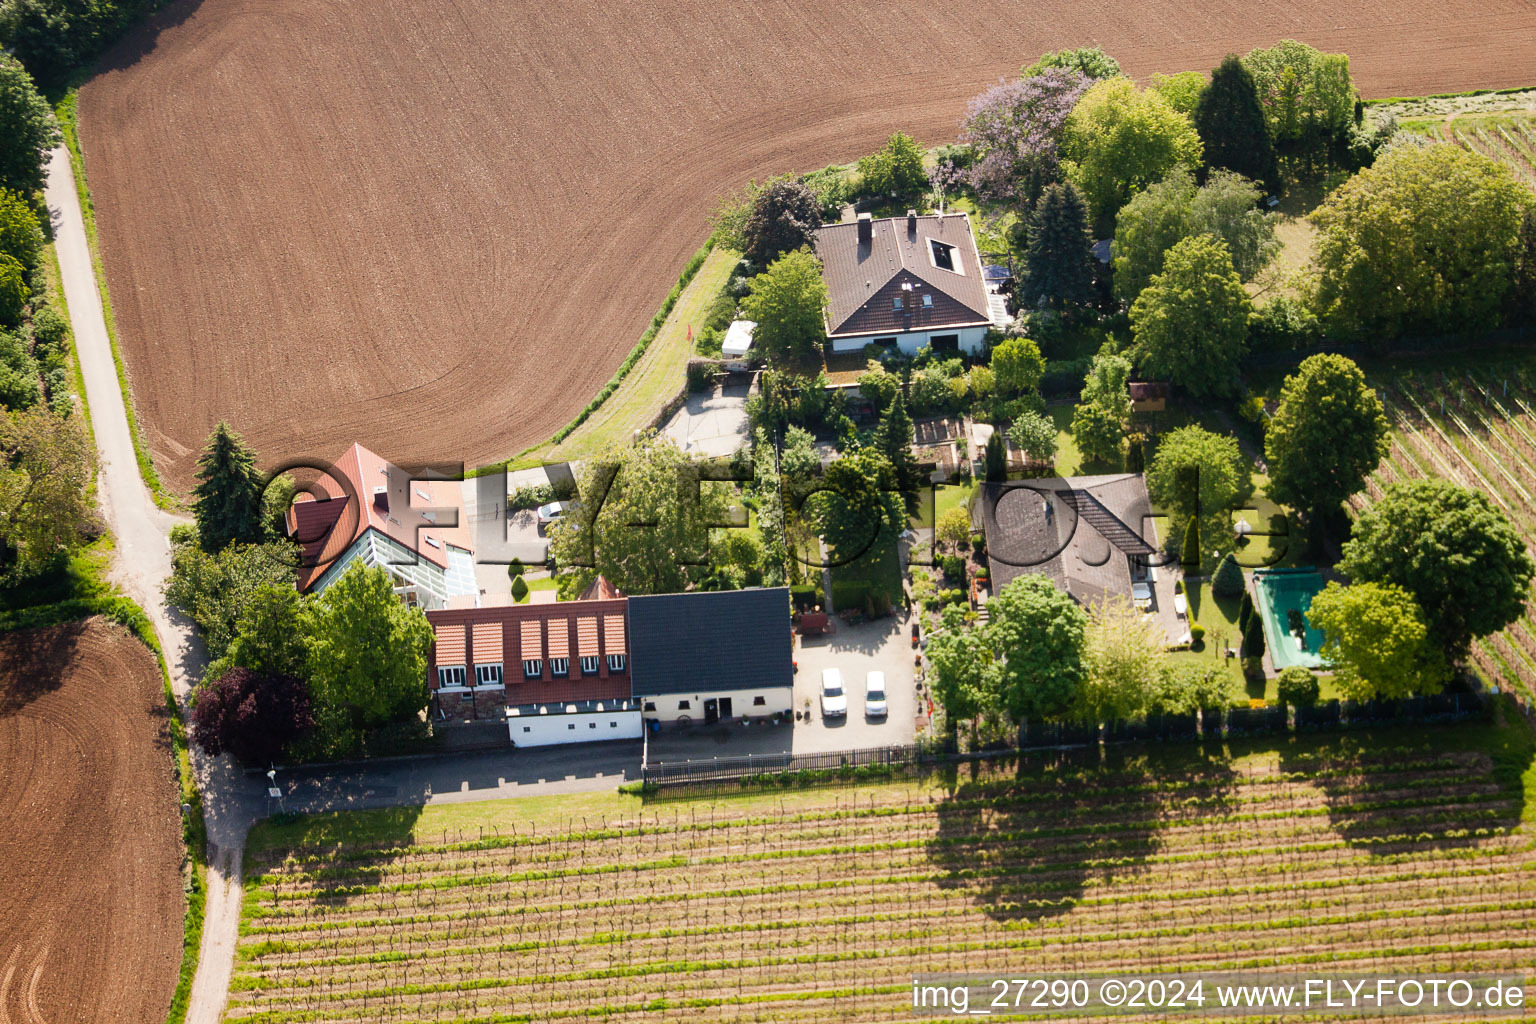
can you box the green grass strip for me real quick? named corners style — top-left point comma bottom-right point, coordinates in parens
top-left (52, 91), bottom-right (174, 508)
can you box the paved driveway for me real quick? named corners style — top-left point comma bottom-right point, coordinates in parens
top-left (791, 616), bottom-right (917, 753)
top-left (662, 384), bottom-right (749, 458)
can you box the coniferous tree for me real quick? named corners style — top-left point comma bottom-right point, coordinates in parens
top-left (1020, 182), bottom-right (1096, 310)
top-left (1238, 589), bottom-right (1255, 634)
top-left (1194, 55), bottom-right (1279, 192)
top-left (1180, 515), bottom-right (1201, 572)
top-left (1211, 552), bottom-right (1245, 597)
top-left (873, 391), bottom-right (920, 512)
top-left (192, 421), bottom-right (266, 552)
top-left (1242, 610), bottom-right (1266, 661)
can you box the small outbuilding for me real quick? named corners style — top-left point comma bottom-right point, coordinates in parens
top-left (721, 320), bottom-right (756, 366)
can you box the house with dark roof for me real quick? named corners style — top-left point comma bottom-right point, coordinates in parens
top-left (628, 587), bottom-right (794, 724)
top-left (976, 474), bottom-right (1160, 607)
top-left (813, 211), bottom-right (996, 358)
top-left (286, 442), bottom-right (476, 610)
top-left (423, 587), bottom-right (793, 743)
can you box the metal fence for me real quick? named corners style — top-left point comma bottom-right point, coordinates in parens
top-left (640, 691), bottom-right (1490, 787)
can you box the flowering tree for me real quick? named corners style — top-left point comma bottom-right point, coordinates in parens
top-left (959, 69), bottom-right (1090, 209)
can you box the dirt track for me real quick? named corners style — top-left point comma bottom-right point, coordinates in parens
top-left (0, 619), bottom-right (184, 1024)
top-left (77, 0), bottom-right (1536, 488)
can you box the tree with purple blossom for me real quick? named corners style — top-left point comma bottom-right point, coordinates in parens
top-left (959, 69), bottom-right (1090, 211)
top-left (192, 666), bottom-right (313, 765)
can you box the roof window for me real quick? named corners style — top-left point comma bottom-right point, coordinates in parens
top-left (892, 296), bottom-right (903, 310)
top-left (928, 238), bottom-right (960, 273)
top-left (922, 294), bottom-right (933, 308)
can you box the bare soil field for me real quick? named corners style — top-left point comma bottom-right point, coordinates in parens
top-left (77, 0), bottom-right (1536, 489)
top-left (0, 618), bottom-right (185, 1024)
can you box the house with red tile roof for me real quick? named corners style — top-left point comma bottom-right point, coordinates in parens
top-left (285, 442), bottom-right (477, 611)
top-left (813, 211), bottom-right (995, 358)
top-left (424, 587), bottom-right (793, 746)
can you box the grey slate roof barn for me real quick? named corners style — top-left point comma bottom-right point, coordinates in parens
top-left (628, 587), bottom-right (793, 696)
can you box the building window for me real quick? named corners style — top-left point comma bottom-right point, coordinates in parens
top-left (476, 663), bottom-right (503, 687)
top-left (610, 721), bottom-right (618, 728)
top-left (753, 696), bottom-right (766, 706)
top-left (580, 656), bottom-right (599, 676)
top-left (568, 723), bottom-right (576, 730)
top-left (608, 654), bottom-right (626, 672)
top-left (523, 659), bottom-right (542, 679)
top-left (550, 657), bottom-right (570, 677)
top-left (437, 665), bottom-right (466, 688)
top-left (678, 700), bottom-right (691, 710)
top-left (522, 726), bottom-right (531, 733)
top-left (643, 701), bottom-right (656, 712)
top-left (928, 238), bottom-right (958, 272)
top-left (589, 722), bottom-right (597, 729)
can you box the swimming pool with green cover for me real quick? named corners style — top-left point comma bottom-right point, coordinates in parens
top-left (1253, 569), bottom-right (1327, 670)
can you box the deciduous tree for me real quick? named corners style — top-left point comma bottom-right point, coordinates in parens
top-left (224, 584), bottom-right (309, 679)
top-left (1130, 235), bottom-right (1252, 397)
top-left (985, 574), bottom-right (1087, 723)
top-left (550, 434), bottom-right (732, 596)
top-left (1081, 595), bottom-right (1169, 723)
top-left (742, 179), bottom-right (824, 268)
top-left (1145, 425), bottom-right (1248, 545)
top-left (191, 667), bottom-right (313, 765)
top-left (165, 538), bottom-right (298, 662)
top-left (0, 55), bottom-right (60, 198)
top-left (0, 188), bottom-right (43, 270)
top-left (742, 248), bottom-right (828, 370)
top-left (1275, 666), bottom-right (1319, 708)
top-left (960, 71), bottom-right (1090, 208)
top-left (305, 563), bottom-right (434, 730)
top-left (990, 336), bottom-right (1045, 398)
top-left (1264, 354), bottom-right (1388, 519)
top-left (856, 132), bottom-right (927, 199)
top-left (0, 404), bottom-right (93, 572)
top-left (1241, 40), bottom-right (1354, 176)
top-left (1007, 408), bottom-right (1057, 465)
top-left (1306, 581), bottom-right (1450, 699)
top-left (1150, 71), bottom-right (1206, 117)
top-left (1023, 47), bottom-right (1121, 81)
top-left (1340, 479), bottom-right (1534, 657)
top-left (1061, 77), bottom-right (1203, 234)
top-left (1309, 144), bottom-right (1532, 340)
top-left (926, 604), bottom-right (998, 739)
top-left (1071, 351), bottom-right (1132, 465)
top-left (1112, 167), bottom-right (1277, 304)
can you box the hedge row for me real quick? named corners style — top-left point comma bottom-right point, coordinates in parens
top-left (549, 242), bottom-right (714, 444)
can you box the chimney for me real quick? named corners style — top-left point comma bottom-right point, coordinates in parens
top-left (856, 212), bottom-right (872, 246)
top-left (906, 209), bottom-right (917, 234)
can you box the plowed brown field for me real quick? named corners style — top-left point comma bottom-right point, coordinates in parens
top-left (78, 0), bottom-right (1536, 488)
top-left (0, 618), bottom-right (184, 1024)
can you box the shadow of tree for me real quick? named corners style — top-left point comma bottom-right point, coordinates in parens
top-left (926, 744), bottom-right (1241, 923)
top-left (0, 619), bottom-right (87, 716)
top-left (1276, 724), bottom-right (1528, 854)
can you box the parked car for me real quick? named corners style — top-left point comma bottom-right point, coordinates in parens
top-left (865, 671), bottom-right (887, 718)
top-left (536, 500), bottom-right (570, 525)
top-left (820, 668), bottom-right (847, 718)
